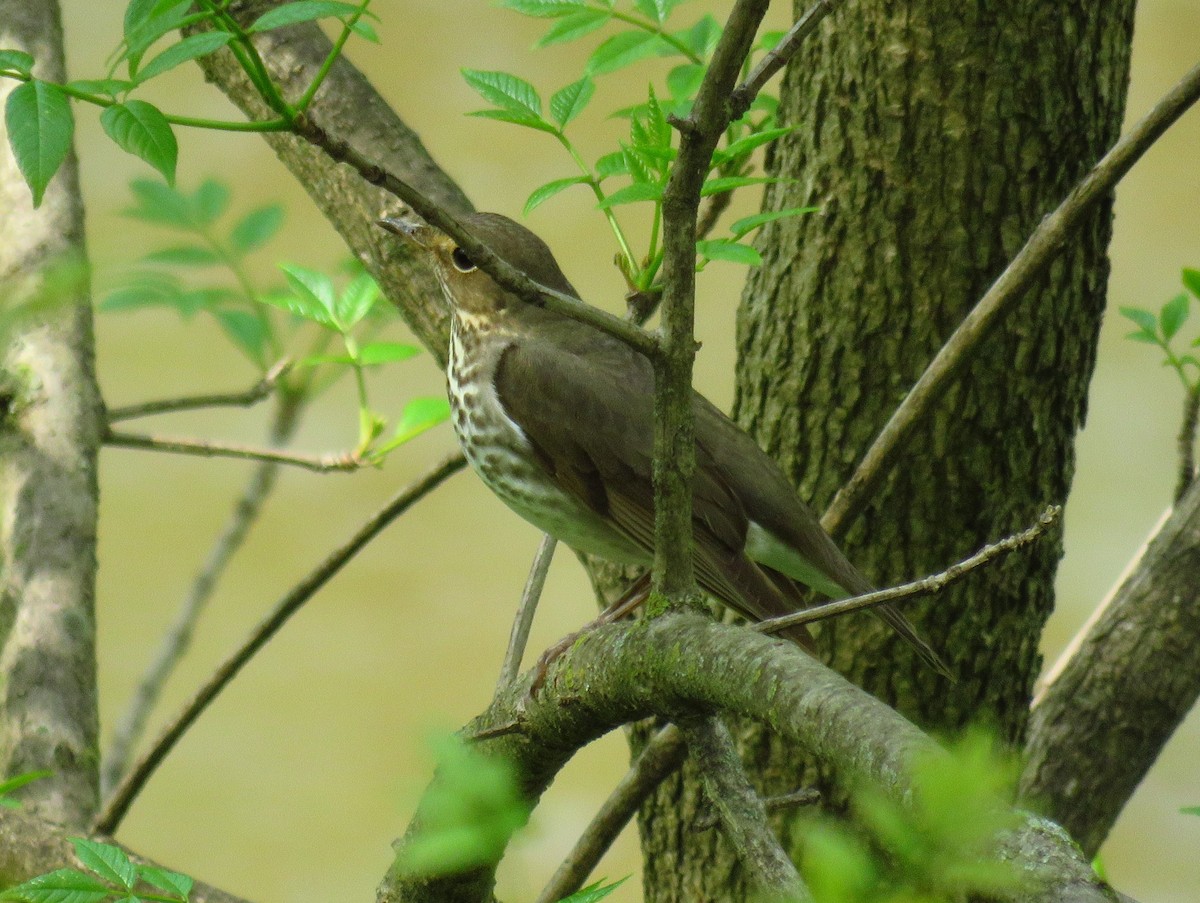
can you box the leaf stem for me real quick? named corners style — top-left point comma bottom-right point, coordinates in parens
top-left (296, 0), bottom-right (373, 112)
top-left (607, 7), bottom-right (704, 64)
top-left (558, 133), bottom-right (638, 276)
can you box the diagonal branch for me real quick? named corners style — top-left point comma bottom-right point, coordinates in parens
top-left (105, 359), bottom-right (291, 422)
top-left (823, 55), bottom-right (1200, 538)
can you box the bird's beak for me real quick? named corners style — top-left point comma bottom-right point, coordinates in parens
top-left (377, 216), bottom-right (430, 248)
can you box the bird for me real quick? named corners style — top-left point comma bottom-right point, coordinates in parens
top-left (378, 211), bottom-right (951, 678)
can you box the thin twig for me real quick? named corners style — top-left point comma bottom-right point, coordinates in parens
top-left (824, 57), bottom-right (1200, 538)
top-left (1176, 385), bottom-right (1200, 502)
top-left (497, 534), bottom-right (557, 692)
top-left (730, 0), bottom-right (836, 119)
top-left (101, 394), bottom-right (303, 795)
top-left (680, 716), bottom-right (810, 901)
top-left (106, 359), bottom-right (291, 422)
top-left (759, 505), bottom-right (1059, 636)
top-left (92, 452), bottom-right (467, 834)
top-left (105, 428), bottom-right (362, 473)
top-left (537, 724), bottom-right (687, 903)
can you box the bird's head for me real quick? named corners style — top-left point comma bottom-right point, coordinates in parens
top-left (378, 211), bottom-right (579, 323)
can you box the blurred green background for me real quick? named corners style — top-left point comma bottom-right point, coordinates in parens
top-left (46, 0), bottom-right (1200, 900)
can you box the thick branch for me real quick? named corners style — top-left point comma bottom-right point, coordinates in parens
top-left (823, 55), bottom-right (1200, 537)
top-left (380, 614), bottom-right (1118, 903)
top-left (1020, 476), bottom-right (1200, 855)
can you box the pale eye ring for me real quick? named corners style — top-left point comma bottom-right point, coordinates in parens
top-left (450, 247), bottom-right (476, 273)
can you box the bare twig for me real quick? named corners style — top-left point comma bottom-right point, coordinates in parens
top-left (680, 716), bottom-right (810, 901)
top-left (1177, 385), bottom-right (1199, 501)
top-left (537, 724), bottom-right (687, 903)
top-left (758, 505), bottom-right (1060, 635)
top-left (730, 0), bottom-right (836, 119)
top-left (824, 56), bottom-right (1200, 537)
top-left (105, 428), bottom-right (362, 472)
top-left (106, 359), bottom-right (291, 422)
top-left (93, 452), bottom-right (467, 834)
top-left (497, 534), bottom-right (557, 692)
top-left (101, 394), bottom-right (303, 795)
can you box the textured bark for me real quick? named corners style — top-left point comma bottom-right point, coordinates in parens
top-left (639, 3), bottom-right (1135, 900)
top-left (0, 0), bottom-right (102, 828)
top-left (1021, 478), bottom-right (1200, 856)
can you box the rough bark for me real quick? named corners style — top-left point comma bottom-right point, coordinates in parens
top-left (0, 0), bottom-right (102, 828)
top-left (638, 3), bottom-right (1136, 900)
top-left (1021, 477), bottom-right (1200, 855)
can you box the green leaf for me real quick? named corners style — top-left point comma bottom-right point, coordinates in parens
top-left (536, 8), bottom-right (611, 47)
top-left (4, 80), bottom-right (74, 207)
top-left (666, 62), bottom-right (705, 99)
top-left (336, 271), bottom-right (381, 327)
top-left (730, 206), bottom-right (818, 239)
top-left (122, 1), bottom-right (194, 77)
top-left (212, 309), bottom-right (268, 364)
top-left (358, 342), bottom-right (420, 365)
top-left (700, 175), bottom-right (785, 197)
top-left (349, 19), bottom-right (380, 42)
top-left (144, 244), bottom-right (220, 266)
top-left (123, 178), bottom-right (193, 227)
top-left (672, 14), bottom-right (719, 57)
top-left (137, 865), bottom-right (193, 901)
top-left (594, 151), bottom-right (628, 178)
top-left (1160, 292), bottom-right (1190, 341)
top-left (100, 272), bottom-right (183, 312)
top-left (192, 178), bottom-right (230, 225)
top-left (713, 126), bottom-right (795, 165)
top-left (391, 397), bottom-right (451, 444)
top-left (279, 263), bottom-right (338, 327)
top-left (556, 876), bottom-right (629, 903)
top-left (496, 0), bottom-right (589, 17)
top-left (100, 100), bottom-right (178, 184)
top-left (0, 49), bottom-right (35, 76)
top-left (1119, 305), bottom-right (1158, 336)
top-left (229, 204), bottom-right (284, 253)
top-left (0, 769), bottom-right (51, 798)
top-left (549, 77), bottom-right (595, 128)
top-left (586, 31), bottom-right (670, 76)
top-left (1182, 267), bottom-right (1200, 299)
top-left (596, 181), bottom-right (662, 208)
top-left (756, 29), bottom-right (787, 53)
top-left (462, 69), bottom-right (545, 120)
top-left (249, 1), bottom-right (366, 32)
top-left (0, 867), bottom-right (112, 903)
top-left (124, 0), bottom-right (180, 36)
top-left (71, 838), bottom-right (137, 890)
top-left (524, 175), bottom-right (590, 215)
top-left (633, 0), bottom-right (686, 24)
top-left (1182, 805), bottom-right (1200, 817)
top-left (1127, 330), bottom-right (1161, 345)
top-left (695, 239), bottom-right (762, 266)
top-left (621, 143), bottom-right (657, 183)
top-left (66, 78), bottom-right (134, 96)
top-left (135, 30), bottom-right (233, 83)
top-left (468, 108), bottom-right (558, 134)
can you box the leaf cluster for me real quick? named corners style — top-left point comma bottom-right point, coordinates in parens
top-left (1, 0), bottom-right (377, 204)
top-left (0, 838), bottom-right (192, 903)
top-left (1120, 267), bottom-right (1200, 392)
top-left (464, 1), bottom-right (815, 293)
top-left (800, 729), bottom-right (1027, 903)
top-left (105, 177), bottom-right (448, 460)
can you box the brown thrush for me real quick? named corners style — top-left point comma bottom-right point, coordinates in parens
top-left (378, 212), bottom-right (951, 678)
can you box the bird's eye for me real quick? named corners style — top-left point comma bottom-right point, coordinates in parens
top-left (450, 247), bottom-right (476, 273)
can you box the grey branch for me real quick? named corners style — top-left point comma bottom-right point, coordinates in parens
top-left (105, 428), bottom-right (362, 472)
top-left (730, 0), bottom-right (836, 119)
top-left (1021, 475), bottom-right (1200, 855)
top-left (497, 534), bottom-right (557, 691)
top-left (93, 452), bottom-right (466, 835)
top-left (381, 614), bottom-right (1123, 903)
top-left (681, 716), bottom-right (810, 901)
top-left (759, 504), bottom-right (1059, 635)
top-left (106, 358), bottom-right (290, 422)
top-left (823, 55), bottom-right (1200, 538)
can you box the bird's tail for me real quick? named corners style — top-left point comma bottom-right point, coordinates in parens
top-left (872, 602), bottom-right (955, 680)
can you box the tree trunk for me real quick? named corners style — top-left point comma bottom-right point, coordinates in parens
top-left (0, 0), bottom-right (103, 828)
top-left (639, 3), bottom-right (1135, 899)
